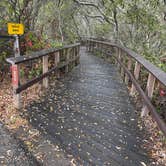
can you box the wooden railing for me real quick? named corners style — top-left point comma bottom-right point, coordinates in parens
top-left (6, 43), bottom-right (80, 109)
top-left (86, 38), bottom-right (166, 136)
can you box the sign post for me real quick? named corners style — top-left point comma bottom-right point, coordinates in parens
top-left (14, 35), bottom-right (20, 57)
top-left (8, 22), bottom-right (24, 109)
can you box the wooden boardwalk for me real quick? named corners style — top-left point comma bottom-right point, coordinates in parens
top-left (23, 47), bottom-right (152, 165)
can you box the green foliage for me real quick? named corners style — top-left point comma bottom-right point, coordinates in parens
top-left (28, 64), bottom-right (42, 79)
top-left (50, 41), bottom-right (63, 48)
top-left (0, 51), bottom-right (9, 71)
top-left (0, 0), bottom-right (165, 73)
top-left (95, 23), bottom-right (111, 38)
top-left (20, 68), bottom-right (25, 78)
top-left (0, 51), bottom-right (7, 63)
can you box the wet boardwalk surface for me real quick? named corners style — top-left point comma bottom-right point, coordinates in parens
top-left (24, 47), bottom-right (151, 165)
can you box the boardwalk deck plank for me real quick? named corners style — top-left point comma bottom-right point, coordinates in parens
top-left (24, 47), bottom-right (152, 165)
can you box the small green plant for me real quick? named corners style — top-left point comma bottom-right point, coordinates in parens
top-left (50, 41), bottom-right (63, 48)
top-left (20, 69), bottom-right (25, 78)
top-left (28, 63), bottom-right (42, 79)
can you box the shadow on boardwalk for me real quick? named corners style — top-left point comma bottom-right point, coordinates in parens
top-left (23, 47), bottom-right (152, 165)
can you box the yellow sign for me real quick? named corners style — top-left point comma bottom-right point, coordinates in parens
top-left (8, 23), bottom-right (24, 35)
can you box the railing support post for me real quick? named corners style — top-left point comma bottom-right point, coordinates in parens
top-left (55, 51), bottom-right (60, 78)
top-left (76, 45), bottom-right (80, 65)
top-left (43, 55), bottom-right (48, 88)
top-left (65, 49), bottom-right (69, 73)
top-left (12, 64), bottom-right (22, 109)
top-left (130, 62), bottom-right (141, 96)
top-left (92, 42), bottom-right (94, 53)
top-left (86, 40), bottom-right (88, 52)
top-left (141, 73), bottom-right (156, 117)
top-left (89, 41), bottom-right (91, 52)
top-left (120, 56), bottom-right (125, 78)
top-left (125, 57), bottom-right (132, 84)
top-left (114, 47), bottom-right (118, 65)
top-left (117, 48), bottom-right (121, 70)
top-left (100, 43), bottom-right (103, 56)
top-left (89, 41), bottom-right (92, 52)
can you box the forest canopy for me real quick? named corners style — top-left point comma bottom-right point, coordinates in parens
top-left (0, 0), bottom-right (166, 71)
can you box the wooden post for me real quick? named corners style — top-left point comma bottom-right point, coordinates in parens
top-left (89, 41), bottom-right (92, 52)
top-left (141, 73), bottom-right (156, 117)
top-left (114, 47), bottom-right (118, 65)
top-left (43, 55), bottom-right (48, 88)
top-left (12, 64), bottom-right (22, 109)
top-left (72, 47), bottom-right (74, 66)
top-left (130, 62), bottom-right (141, 96)
top-left (100, 43), bottom-right (103, 56)
top-left (120, 55), bottom-right (125, 79)
top-left (103, 44), bottom-right (105, 59)
top-left (55, 51), bottom-right (60, 78)
top-left (97, 42), bottom-right (99, 52)
top-left (117, 48), bottom-right (121, 70)
top-left (65, 48), bottom-right (69, 73)
top-left (86, 40), bottom-right (88, 52)
top-left (87, 40), bottom-right (89, 52)
top-left (77, 45), bottom-right (80, 65)
top-left (92, 42), bottom-right (94, 52)
top-left (125, 57), bottom-right (132, 84)
top-left (92, 42), bottom-right (94, 53)
top-left (94, 42), bottom-right (96, 52)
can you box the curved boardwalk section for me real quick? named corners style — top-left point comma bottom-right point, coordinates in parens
top-left (24, 47), bottom-right (152, 165)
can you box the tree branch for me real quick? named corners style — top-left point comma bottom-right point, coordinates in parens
top-left (73, 0), bottom-right (113, 24)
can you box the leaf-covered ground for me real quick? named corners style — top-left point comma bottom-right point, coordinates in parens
top-left (0, 47), bottom-right (165, 165)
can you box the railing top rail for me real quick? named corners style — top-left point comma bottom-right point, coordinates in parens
top-left (6, 43), bottom-right (80, 65)
top-left (88, 39), bottom-right (166, 86)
